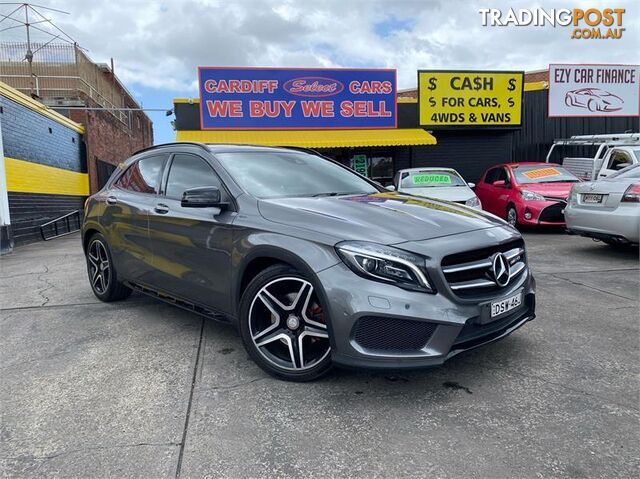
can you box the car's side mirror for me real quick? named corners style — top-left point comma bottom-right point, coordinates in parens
top-left (492, 180), bottom-right (506, 187)
top-left (385, 185), bottom-right (396, 191)
top-left (468, 182), bottom-right (475, 188)
top-left (615, 162), bottom-right (632, 171)
top-left (181, 186), bottom-right (226, 208)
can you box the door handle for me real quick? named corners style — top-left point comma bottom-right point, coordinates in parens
top-left (106, 196), bottom-right (117, 205)
top-left (154, 203), bottom-right (170, 214)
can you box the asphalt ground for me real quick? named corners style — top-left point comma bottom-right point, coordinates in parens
top-left (1, 231), bottom-right (638, 478)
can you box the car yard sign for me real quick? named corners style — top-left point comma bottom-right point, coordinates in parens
top-left (198, 67), bottom-right (397, 129)
top-left (549, 64), bottom-right (640, 117)
top-left (417, 70), bottom-right (524, 128)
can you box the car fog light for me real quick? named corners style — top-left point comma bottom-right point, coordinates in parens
top-left (524, 211), bottom-right (532, 220)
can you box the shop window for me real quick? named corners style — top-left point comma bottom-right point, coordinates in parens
top-left (370, 156), bottom-right (393, 180)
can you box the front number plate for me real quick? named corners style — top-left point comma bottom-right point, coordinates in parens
top-left (491, 292), bottom-right (523, 318)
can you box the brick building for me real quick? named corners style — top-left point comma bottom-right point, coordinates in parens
top-left (0, 42), bottom-right (153, 193)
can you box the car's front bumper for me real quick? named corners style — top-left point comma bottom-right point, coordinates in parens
top-left (516, 199), bottom-right (566, 226)
top-left (316, 229), bottom-right (536, 370)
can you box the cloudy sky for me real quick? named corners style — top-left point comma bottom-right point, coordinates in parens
top-left (2, 0), bottom-right (638, 143)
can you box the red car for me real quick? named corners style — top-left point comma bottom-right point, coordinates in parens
top-left (475, 162), bottom-right (581, 227)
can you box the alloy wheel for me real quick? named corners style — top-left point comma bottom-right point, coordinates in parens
top-left (88, 239), bottom-right (111, 295)
top-left (507, 208), bottom-right (517, 227)
top-left (249, 277), bottom-right (330, 371)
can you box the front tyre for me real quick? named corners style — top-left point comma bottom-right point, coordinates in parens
top-left (239, 264), bottom-right (332, 382)
top-left (507, 205), bottom-right (518, 228)
top-left (85, 233), bottom-right (132, 302)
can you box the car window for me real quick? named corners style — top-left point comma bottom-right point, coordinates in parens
top-left (483, 168), bottom-right (497, 184)
top-left (114, 155), bottom-right (165, 194)
top-left (214, 151), bottom-right (379, 199)
top-left (494, 168), bottom-right (509, 183)
top-left (513, 165), bottom-right (579, 184)
top-left (165, 154), bottom-right (222, 199)
top-left (607, 150), bottom-right (633, 170)
top-left (400, 170), bottom-right (466, 188)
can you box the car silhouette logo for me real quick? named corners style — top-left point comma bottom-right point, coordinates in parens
top-left (564, 88), bottom-right (624, 113)
top-left (491, 253), bottom-right (511, 287)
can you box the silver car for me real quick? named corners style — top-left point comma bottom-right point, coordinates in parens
top-left (565, 164), bottom-right (640, 247)
top-left (393, 167), bottom-right (482, 209)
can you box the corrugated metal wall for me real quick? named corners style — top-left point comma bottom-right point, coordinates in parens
top-left (411, 131), bottom-right (513, 183)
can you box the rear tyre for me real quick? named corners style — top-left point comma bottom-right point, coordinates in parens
top-left (238, 264), bottom-right (333, 382)
top-left (507, 206), bottom-right (518, 228)
top-left (85, 233), bottom-right (132, 302)
top-left (588, 99), bottom-right (598, 112)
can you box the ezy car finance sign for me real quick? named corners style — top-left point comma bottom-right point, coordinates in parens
top-left (549, 64), bottom-right (640, 117)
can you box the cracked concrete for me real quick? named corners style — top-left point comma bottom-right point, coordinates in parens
top-left (1, 232), bottom-right (638, 478)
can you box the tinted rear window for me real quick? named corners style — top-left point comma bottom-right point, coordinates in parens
top-left (115, 156), bottom-right (165, 193)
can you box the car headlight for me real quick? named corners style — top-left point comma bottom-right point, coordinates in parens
top-left (335, 241), bottom-right (434, 293)
top-left (520, 189), bottom-right (545, 201)
top-left (465, 196), bottom-right (481, 208)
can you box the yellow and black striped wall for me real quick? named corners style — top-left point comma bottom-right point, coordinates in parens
top-left (1, 82), bottom-right (89, 246)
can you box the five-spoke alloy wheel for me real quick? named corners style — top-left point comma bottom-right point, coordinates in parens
top-left (239, 265), bottom-right (332, 381)
top-left (85, 232), bottom-right (131, 302)
top-left (88, 238), bottom-right (111, 295)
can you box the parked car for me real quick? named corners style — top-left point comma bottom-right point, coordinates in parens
top-left (565, 163), bottom-right (640, 247)
top-left (475, 162), bottom-right (581, 227)
top-left (82, 143), bottom-right (535, 381)
top-left (392, 167), bottom-right (482, 209)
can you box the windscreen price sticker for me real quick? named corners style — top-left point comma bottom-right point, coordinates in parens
top-left (418, 71), bottom-right (524, 128)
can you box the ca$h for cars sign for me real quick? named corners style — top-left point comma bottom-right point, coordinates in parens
top-left (418, 70), bottom-right (524, 128)
top-left (198, 67), bottom-right (397, 129)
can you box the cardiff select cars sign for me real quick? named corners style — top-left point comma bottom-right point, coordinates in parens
top-left (548, 64), bottom-right (640, 117)
top-left (418, 70), bottom-right (524, 128)
top-left (198, 67), bottom-right (397, 129)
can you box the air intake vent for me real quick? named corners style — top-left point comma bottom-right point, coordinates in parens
top-left (353, 316), bottom-right (437, 352)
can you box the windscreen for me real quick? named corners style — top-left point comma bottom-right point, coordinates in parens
top-left (400, 170), bottom-right (466, 188)
top-left (513, 165), bottom-right (580, 184)
top-left (215, 151), bottom-right (380, 199)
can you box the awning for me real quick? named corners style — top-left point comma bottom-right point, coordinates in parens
top-left (175, 129), bottom-right (436, 148)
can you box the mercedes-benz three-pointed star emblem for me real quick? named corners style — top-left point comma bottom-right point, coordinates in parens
top-left (491, 253), bottom-right (511, 287)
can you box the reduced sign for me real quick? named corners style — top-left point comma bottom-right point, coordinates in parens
top-left (418, 70), bottom-right (524, 128)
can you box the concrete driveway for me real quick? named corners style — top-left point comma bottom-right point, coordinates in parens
top-left (1, 232), bottom-right (638, 478)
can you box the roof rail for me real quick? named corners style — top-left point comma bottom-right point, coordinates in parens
top-left (131, 141), bottom-right (210, 157)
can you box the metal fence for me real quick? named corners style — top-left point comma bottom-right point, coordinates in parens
top-left (0, 42), bottom-right (128, 124)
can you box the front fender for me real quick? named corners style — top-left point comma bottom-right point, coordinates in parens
top-left (231, 231), bottom-right (341, 316)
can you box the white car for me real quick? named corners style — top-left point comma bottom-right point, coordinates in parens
top-left (392, 167), bottom-right (482, 209)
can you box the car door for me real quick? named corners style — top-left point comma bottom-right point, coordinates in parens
top-left (475, 167), bottom-right (498, 214)
top-left (492, 167), bottom-right (514, 217)
top-left (101, 154), bottom-right (167, 283)
top-left (146, 151), bottom-right (236, 313)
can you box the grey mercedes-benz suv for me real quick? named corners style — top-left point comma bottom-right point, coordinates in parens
top-left (82, 143), bottom-right (536, 381)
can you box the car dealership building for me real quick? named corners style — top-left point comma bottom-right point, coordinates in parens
top-left (174, 67), bottom-right (638, 185)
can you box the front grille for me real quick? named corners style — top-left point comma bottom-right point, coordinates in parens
top-left (353, 316), bottom-right (437, 353)
top-left (441, 239), bottom-right (527, 298)
top-left (538, 202), bottom-right (566, 223)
